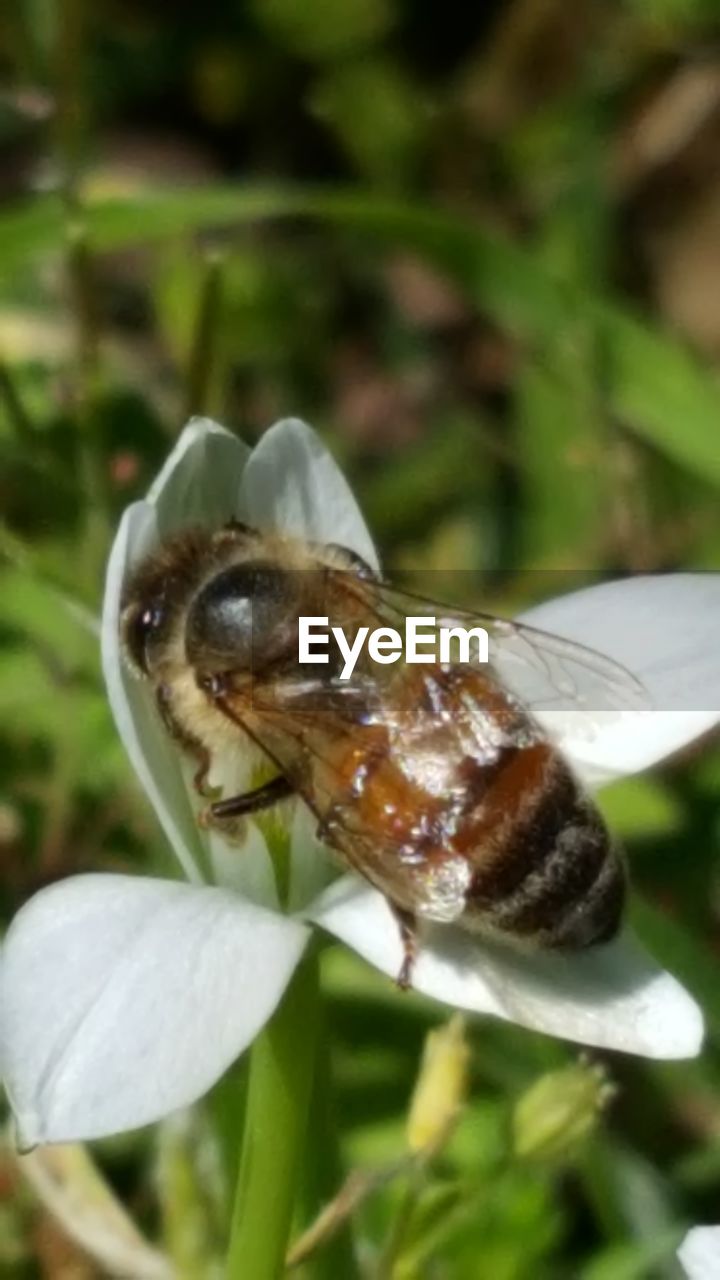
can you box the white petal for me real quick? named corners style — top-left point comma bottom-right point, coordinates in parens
top-left (520, 575), bottom-right (720, 786)
top-left (101, 504), bottom-right (206, 881)
top-left (678, 1226), bottom-right (720, 1279)
top-left (148, 417), bottom-right (250, 534)
top-left (0, 875), bottom-right (308, 1143)
top-left (241, 418), bottom-right (379, 568)
top-left (101, 417), bottom-right (252, 882)
top-left (310, 878), bottom-right (704, 1060)
top-left (208, 821), bottom-right (280, 909)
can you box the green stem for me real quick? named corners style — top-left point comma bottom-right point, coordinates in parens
top-left (376, 1160), bottom-right (426, 1279)
top-left (0, 360), bottom-right (34, 441)
top-left (55, 0), bottom-right (87, 213)
top-left (208, 1057), bottom-right (249, 1220)
top-left (226, 950), bottom-right (320, 1279)
top-left (296, 1001), bottom-right (359, 1279)
top-left (184, 248), bottom-right (225, 421)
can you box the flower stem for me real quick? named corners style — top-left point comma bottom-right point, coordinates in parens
top-left (0, 360), bottom-right (34, 442)
top-left (376, 1160), bottom-right (426, 1278)
top-left (295, 1001), bottom-right (359, 1278)
top-left (183, 248), bottom-right (225, 421)
top-left (226, 949), bottom-right (320, 1280)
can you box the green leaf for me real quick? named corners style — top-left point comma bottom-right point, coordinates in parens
top-left (598, 776), bottom-right (684, 841)
top-left (515, 352), bottom-right (605, 566)
top-left (250, 0), bottom-right (395, 60)
top-left (2, 187), bottom-right (720, 483)
top-left (310, 59), bottom-right (426, 185)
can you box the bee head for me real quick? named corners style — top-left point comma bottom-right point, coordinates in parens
top-left (120, 527), bottom-right (220, 678)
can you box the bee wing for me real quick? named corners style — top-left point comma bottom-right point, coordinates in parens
top-left (211, 674), bottom-right (427, 907)
top-left (210, 675), bottom-right (384, 812)
top-left (480, 614), bottom-right (651, 715)
top-left (361, 580), bottom-right (653, 717)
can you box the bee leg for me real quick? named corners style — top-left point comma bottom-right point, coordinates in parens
top-left (391, 905), bottom-right (419, 991)
top-left (156, 684), bottom-right (213, 796)
top-left (209, 773), bottom-right (295, 820)
top-left (316, 803), bottom-right (342, 846)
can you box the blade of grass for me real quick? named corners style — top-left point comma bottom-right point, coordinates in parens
top-left (183, 248), bottom-right (225, 422)
top-left (2, 186), bottom-right (720, 484)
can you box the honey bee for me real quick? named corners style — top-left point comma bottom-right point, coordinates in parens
top-left (121, 520), bottom-right (649, 987)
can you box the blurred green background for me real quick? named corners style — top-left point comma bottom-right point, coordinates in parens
top-left (2, 0), bottom-right (720, 1276)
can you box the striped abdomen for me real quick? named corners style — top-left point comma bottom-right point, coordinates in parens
top-left (458, 741), bottom-right (625, 949)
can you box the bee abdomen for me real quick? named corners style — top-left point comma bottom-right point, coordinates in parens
top-left (485, 816), bottom-right (624, 948)
top-left (541, 837), bottom-right (625, 948)
top-left (465, 751), bottom-right (625, 949)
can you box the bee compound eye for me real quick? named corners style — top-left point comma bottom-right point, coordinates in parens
top-left (185, 560), bottom-right (296, 674)
top-left (124, 602), bottom-right (166, 674)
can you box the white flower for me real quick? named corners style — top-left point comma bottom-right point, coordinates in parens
top-left (2, 417), bottom-right (719, 1145)
top-left (678, 1226), bottom-right (720, 1279)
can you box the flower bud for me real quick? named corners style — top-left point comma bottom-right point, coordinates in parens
top-left (512, 1057), bottom-right (615, 1163)
top-left (406, 1014), bottom-right (470, 1156)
